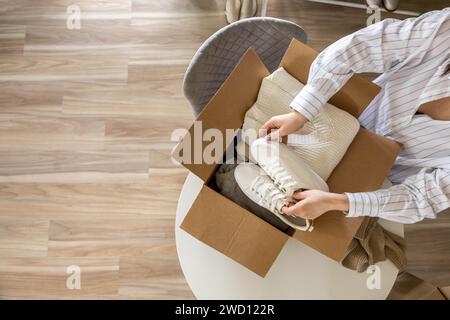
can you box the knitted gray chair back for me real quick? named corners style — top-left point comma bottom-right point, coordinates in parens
top-left (183, 17), bottom-right (307, 116)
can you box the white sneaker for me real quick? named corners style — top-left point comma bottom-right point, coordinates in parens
top-left (250, 137), bottom-right (329, 197)
top-left (234, 163), bottom-right (313, 231)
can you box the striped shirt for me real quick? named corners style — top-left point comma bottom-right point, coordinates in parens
top-left (290, 8), bottom-right (450, 224)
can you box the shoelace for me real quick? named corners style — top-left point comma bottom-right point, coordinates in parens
top-left (250, 171), bottom-right (314, 232)
top-left (250, 175), bottom-right (287, 213)
top-left (260, 159), bottom-right (298, 196)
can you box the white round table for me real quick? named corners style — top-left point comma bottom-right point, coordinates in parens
top-left (175, 173), bottom-right (404, 299)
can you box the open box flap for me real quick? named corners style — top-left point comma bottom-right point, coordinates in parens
top-left (173, 49), bottom-right (270, 182)
top-left (280, 39), bottom-right (381, 118)
top-left (181, 186), bottom-right (289, 277)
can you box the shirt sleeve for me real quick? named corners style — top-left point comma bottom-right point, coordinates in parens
top-left (345, 168), bottom-right (450, 224)
top-left (290, 10), bottom-right (447, 120)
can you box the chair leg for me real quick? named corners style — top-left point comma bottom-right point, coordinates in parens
top-left (257, 0), bottom-right (269, 17)
top-left (382, 0), bottom-right (401, 12)
top-left (240, 0), bottom-right (258, 19)
top-left (225, 0), bottom-right (241, 24)
top-left (225, 0), bottom-right (261, 23)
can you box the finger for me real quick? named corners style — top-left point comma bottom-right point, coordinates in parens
top-left (267, 129), bottom-right (283, 142)
top-left (258, 127), bottom-right (269, 138)
top-left (281, 135), bottom-right (288, 144)
top-left (292, 191), bottom-right (306, 200)
top-left (258, 120), bottom-right (276, 138)
top-left (284, 200), bottom-right (296, 207)
top-left (281, 205), bottom-right (295, 216)
top-left (281, 204), bottom-right (292, 216)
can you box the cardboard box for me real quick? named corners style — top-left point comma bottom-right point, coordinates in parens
top-left (173, 39), bottom-right (402, 277)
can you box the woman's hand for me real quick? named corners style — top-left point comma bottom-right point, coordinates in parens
top-left (258, 111), bottom-right (308, 142)
top-left (281, 190), bottom-right (349, 220)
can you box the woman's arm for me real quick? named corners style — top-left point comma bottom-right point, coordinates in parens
top-left (259, 10), bottom-right (448, 139)
top-left (283, 168), bottom-right (450, 224)
top-left (345, 168), bottom-right (450, 223)
top-left (291, 10), bottom-right (446, 121)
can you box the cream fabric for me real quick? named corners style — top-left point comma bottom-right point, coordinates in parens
top-left (242, 68), bottom-right (360, 180)
top-left (250, 138), bottom-right (329, 195)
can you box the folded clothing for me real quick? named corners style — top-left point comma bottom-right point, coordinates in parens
top-left (341, 217), bottom-right (407, 273)
top-left (242, 67), bottom-right (360, 180)
top-left (214, 163), bottom-right (290, 232)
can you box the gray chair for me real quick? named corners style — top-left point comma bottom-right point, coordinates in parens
top-left (183, 17), bottom-right (307, 116)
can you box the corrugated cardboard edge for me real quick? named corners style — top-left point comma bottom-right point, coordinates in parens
top-left (180, 186), bottom-right (289, 277)
top-left (172, 48), bottom-right (270, 182)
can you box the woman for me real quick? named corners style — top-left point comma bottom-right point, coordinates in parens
top-left (259, 8), bottom-right (450, 224)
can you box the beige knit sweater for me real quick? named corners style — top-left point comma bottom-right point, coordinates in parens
top-left (242, 67), bottom-right (360, 180)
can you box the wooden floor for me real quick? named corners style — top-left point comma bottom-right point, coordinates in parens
top-left (0, 0), bottom-right (448, 299)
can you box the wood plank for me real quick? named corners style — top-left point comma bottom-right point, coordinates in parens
top-left (128, 63), bottom-right (193, 116)
top-left (24, 21), bottom-right (133, 57)
top-left (104, 116), bottom-right (192, 145)
top-left (405, 209), bottom-right (450, 287)
top-left (0, 149), bottom-right (149, 176)
top-left (131, 0), bottom-right (225, 13)
top-left (0, 218), bottom-right (49, 257)
top-left (0, 257), bottom-right (119, 299)
top-left (0, 116), bottom-right (105, 143)
top-left (0, 177), bottom-right (186, 219)
top-left (48, 217), bottom-right (175, 257)
top-left (0, 81), bottom-right (63, 116)
top-left (0, 55), bottom-right (128, 82)
top-left (119, 249), bottom-right (194, 299)
top-left (129, 16), bottom-right (226, 64)
top-left (63, 80), bottom-right (192, 118)
top-left (0, 25), bottom-right (25, 54)
top-left (0, 0), bottom-right (131, 27)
